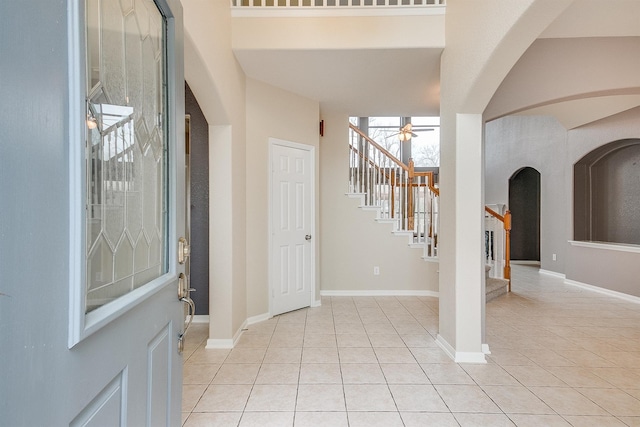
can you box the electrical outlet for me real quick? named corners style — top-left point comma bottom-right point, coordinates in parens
top-left (552, 253), bottom-right (557, 261)
top-left (373, 266), bottom-right (380, 275)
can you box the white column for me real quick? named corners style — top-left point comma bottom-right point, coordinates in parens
top-left (437, 113), bottom-right (486, 364)
top-left (207, 124), bottom-right (235, 348)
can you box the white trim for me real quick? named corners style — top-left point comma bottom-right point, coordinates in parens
top-left (422, 256), bottom-right (439, 263)
top-left (191, 315), bottom-right (209, 324)
top-left (435, 334), bottom-right (455, 360)
top-left (205, 339), bottom-right (234, 349)
top-left (231, 5), bottom-right (446, 18)
top-left (268, 138), bottom-right (317, 318)
top-left (564, 279), bottom-right (640, 304)
top-left (569, 240), bottom-right (640, 254)
top-left (205, 319), bottom-right (248, 349)
top-left (320, 290), bottom-right (439, 297)
top-left (436, 335), bottom-right (487, 364)
top-left (312, 299), bottom-right (322, 308)
top-left (511, 260), bottom-right (541, 265)
top-left (455, 352), bottom-right (488, 364)
top-left (482, 343), bottom-right (491, 355)
top-left (539, 269), bottom-right (566, 279)
top-left (247, 312), bottom-right (271, 325)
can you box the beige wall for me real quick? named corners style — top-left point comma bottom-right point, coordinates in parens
top-left (231, 15), bottom-right (444, 50)
top-left (319, 110), bottom-right (439, 294)
top-left (245, 78), bottom-right (320, 318)
top-left (184, 0), bottom-right (247, 342)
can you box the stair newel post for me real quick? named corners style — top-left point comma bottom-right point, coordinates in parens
top-left (503, 210), bottom-right (512, 291)
top-left (407, 158), bottom-right (415, 231)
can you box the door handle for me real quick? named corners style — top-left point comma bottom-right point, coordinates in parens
top-left (305, 234), bottom-right (312, 241)
top-left (177, 272), bottom-right (196, 354)
top-left (177, 296), bottom-right (195, 354)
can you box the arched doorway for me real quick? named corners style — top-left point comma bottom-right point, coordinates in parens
top-left (509, 167), bottom-right (540, 261)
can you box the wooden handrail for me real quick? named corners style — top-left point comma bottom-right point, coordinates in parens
top-left (349, 145), bottom-right (392, 180)
top-left (485, 206), bottom-right (504, 222)
top-left (349, 123), bottom-right (408, 171)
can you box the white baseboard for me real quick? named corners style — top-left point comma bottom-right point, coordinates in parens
top-left (482, 343), bottom-right (491, 355)
top-left (205, 338), bottom-right (234, 349)
top-left (205, 319), bottom-right (248, 349)
top-left (311, 299), bottom-right (322, 308)
top-left (247, 312), bottom-right (271, 325)
top-left (564, 279), bottom-right (640, 304)
top-left (539, 269), bottom-right (566, 279)
top-left (320, 290), bottom-right (439, 297)
top-left (436, 334), bottom-right (487, 364)
top-left (455, 351), bottom-right (488, 364)
top-left (435, 334), bottom-right (455, 361)
top-left (191, 315), bottom-right (209, 324)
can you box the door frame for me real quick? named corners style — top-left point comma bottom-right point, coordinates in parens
top-left (268, 138), bottom-right (316, 317)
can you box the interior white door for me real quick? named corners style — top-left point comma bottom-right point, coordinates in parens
top-left (0, 0), bottom-right (187, 425)
top-left (271, 140), bottom-right (314, 316)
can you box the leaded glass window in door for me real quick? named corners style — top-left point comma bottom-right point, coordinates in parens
top-left (85, 0), bottom-right (167, 313)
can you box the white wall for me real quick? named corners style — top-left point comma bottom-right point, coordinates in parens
top-left (245, 78), bottom-right (320, 318)
top-left (319, 110), bottom-right (439, 295)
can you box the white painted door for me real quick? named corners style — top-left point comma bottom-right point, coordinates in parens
top-left (0, 0), bottom-right (188, 425)
top-left (271, 140), bottom-right (315, 316)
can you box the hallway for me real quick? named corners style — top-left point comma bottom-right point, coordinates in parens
top-left (181, 265), bottom-right (640, 426)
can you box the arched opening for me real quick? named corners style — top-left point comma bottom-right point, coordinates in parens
top-left (574, 139), bottom-right (640, 245)
top-left (509, 167), bottom-right (541, 261)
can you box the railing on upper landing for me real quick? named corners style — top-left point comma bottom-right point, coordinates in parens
top-left (231, 0), bottom-right (445, 8)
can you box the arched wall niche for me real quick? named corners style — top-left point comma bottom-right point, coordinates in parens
top-left (574, 139), bottom-right (640, 245)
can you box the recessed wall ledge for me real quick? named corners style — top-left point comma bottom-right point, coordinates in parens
top-left (569, 240), bottom-right (640, 254)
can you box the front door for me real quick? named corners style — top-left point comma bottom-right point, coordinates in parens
top-left (270, 139), bottom-right (315, 316)
top-left (0, 0), bottom-right (188, 425)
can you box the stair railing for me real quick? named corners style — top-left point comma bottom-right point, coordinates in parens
top-left (485, 206), bottom-right (511, 290)
top-left (349, 124), bottom-right (440, 258)
top-left (349, 123), bottom-right (511, 288)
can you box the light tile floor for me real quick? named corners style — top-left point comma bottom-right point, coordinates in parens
top-left (181, 265), bottom-right (640, 426)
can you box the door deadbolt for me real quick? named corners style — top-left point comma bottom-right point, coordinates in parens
top-left (178, 237), bottom-right (190, 264)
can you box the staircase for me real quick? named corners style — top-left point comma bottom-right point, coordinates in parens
top-left (348, 123), bottom-right (511, 300)
top-left (485, 265), bottom-right (509, 302)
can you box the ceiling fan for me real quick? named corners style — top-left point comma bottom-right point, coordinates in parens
top-left (387, 123), bottom-right (434, 141)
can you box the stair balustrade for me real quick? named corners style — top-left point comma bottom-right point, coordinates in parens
top-left (348, 122), bottom-right (511, 290)
top-left (349, 124), bottom-right (439, 259)
top-left (485, 206), bottom-right (511, 290)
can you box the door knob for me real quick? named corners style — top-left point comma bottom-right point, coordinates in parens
top-left (305, 234), bottom-right (312, 241)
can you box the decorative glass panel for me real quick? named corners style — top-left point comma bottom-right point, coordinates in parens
top-left (85, 0), bottom-right (166, 313)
